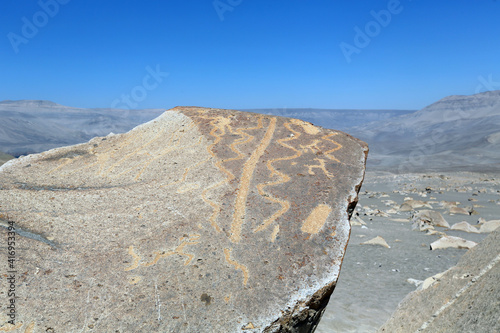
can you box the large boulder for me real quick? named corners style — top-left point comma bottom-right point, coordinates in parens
top-left (0, 107), bottom-right (367, 332)
top-left (378, 228), bottom-right (500, 332)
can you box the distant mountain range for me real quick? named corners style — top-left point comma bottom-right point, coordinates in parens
top-left (347, 90), bottom-right (500, 172)
top-left (242, 108), bottom-right (415, 131)
top-left (0, 151), bottom-right (14, 165)
top-left (0, 100), bottom-right (165, 157)
top-left (1, 91), bottom-right (499, 172)
top-left (0, 100), bottom-right (412, 158)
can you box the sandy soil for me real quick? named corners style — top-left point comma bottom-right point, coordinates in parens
top-left (316, 171), bottom-right (500, 333)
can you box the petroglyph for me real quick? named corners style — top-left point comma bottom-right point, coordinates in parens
top-left (128, 276), bottom-right (143, 284)
top-left (199, 115), bottom-right (265, 233)
top-left (301, 204), bottom-right (332, 234)
top-left (305, 158), bottom-right (334, 178)
top-left (231, 117), bottom-right (277, 243)
top-left (24, 322), bottom-right (35, 333)
top-left (224, 248), bottom-right (250, 286)
top-left (124, 245), bottom-right (141, 271)
top-left (0, 107), bottom-right (367, 332)
top-left (271, 225), bottom-right (280, 242)
top-left (254, 121), bottom-right (302, 234)
top-left (290, 118), bottom-right (321, 135)
top-left (322, 133), bottom-right (342, 163)
top-left (0, 323), bottom-right (23, 332)
top-left (125, 234), bottom-right (201, 272)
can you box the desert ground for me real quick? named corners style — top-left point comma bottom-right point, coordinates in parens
top-left (316, 171), bottom-right (500, 332)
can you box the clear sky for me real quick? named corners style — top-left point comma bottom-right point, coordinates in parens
top-left (1, 0), bottom-right (499, 110)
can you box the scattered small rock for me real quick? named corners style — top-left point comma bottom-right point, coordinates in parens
top-left (412, 210), bottom-right (450, 230)
top-left (439, 201), bottom-right (460, 209)
top-left (450, 221), bottom-right (479, 233)
top-left (449, 206), bottom-right (471, 215)
top-left (400, 200), bottom-right (433, 212)
top-left (430, 236), bottom-right (477, 250)
top-left (407, 278), bottom-right (424, 287)
top-left (419, 270), bottom-right (449, 290)
top-left (478, 220), bottom-right (500, 233)
top-left (351, 215), bottom-right (366, 226)
top-left (391, 218), bottom-right (410, 223)
top-left (361, 236), bottom-right (390, 248)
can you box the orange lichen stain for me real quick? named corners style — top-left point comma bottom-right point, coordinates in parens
top-left (301, 204), bottom-right (332, 234)
top-left (270, 225), bottom-right (280, 242)
top-left (124, 246), bottom-right (141, 271)
top-left (224, 248), bottom-right (249, 285)
top-left (24, 322), bottom-right (35, 333)
top-left (0, 322), bottom-right (23, 331)
top-left (290, 118), bottom-right (320, 135)
top-left (224, 295), bottom-right (231, 303)
top-left (231, 117), bottom-right (277, 243)
top-left (128, 276), bottom-right (143, 284)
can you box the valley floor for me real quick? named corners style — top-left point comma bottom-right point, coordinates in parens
top-left (316, 171), bottom-right (500, 333)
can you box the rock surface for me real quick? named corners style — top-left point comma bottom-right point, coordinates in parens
top-left (360, 236), bottom-right (391, 248)
top-left (479, 220), bottom-right (500, 233)
top-left (379, 228), bottom-right (500, 333)
top-left (430, 236), bottom-right (477, 250)
top-left (450, 221), bottom-right (479, 233)
top-left (0, 107), bottom-right (368, 332)
top-left (412, 210), bottom-right (450, 229)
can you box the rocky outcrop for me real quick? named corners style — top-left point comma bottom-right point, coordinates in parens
top-left (378, 228), bottom-right (500, 332)
top-left (411, 210), bottom-right (449, 230)
top-left (429, 236), bottom-right (477, 250)
top-left (0, 107), bottom-right (367, 332)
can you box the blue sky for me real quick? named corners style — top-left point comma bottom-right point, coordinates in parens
top-left (1, 0), bottom-right (499, 110)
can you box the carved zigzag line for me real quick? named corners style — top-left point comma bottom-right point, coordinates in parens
top-left (253, 122), bottom-right (303, 235)
top-left (322, 133), bottom-right (342, 163)
top-left (200, 116), bottom-right (236, 232)
top-left (124, 234), bottom-right (201, 272)
top-left (201, 116), bottom-right (264, 234)
top-left (230, 117), bottom-right (277, 243)
top-left (224, 247), bottom-right (249, 286)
